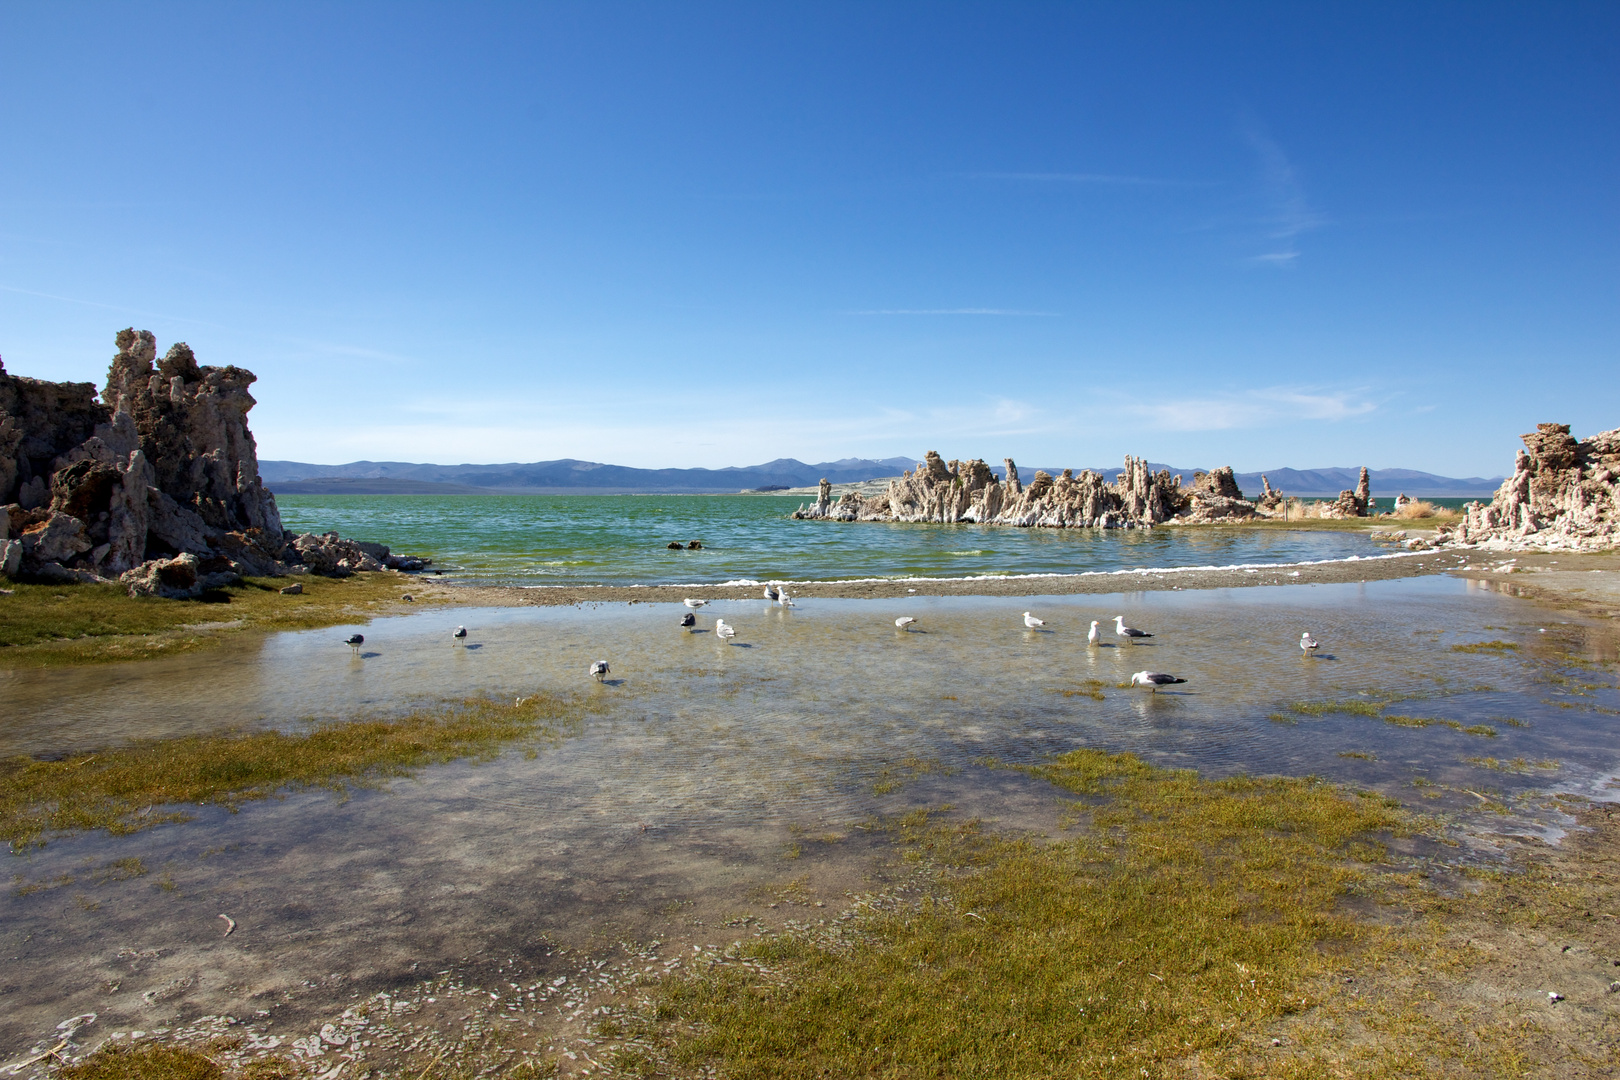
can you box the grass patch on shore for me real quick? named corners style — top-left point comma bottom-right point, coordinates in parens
top-left (0, 573), bottom-right (421, 667)
top-left (0, 693), bottom-right (584, 848)
top-left (57, 1042), bottom-right (223, 1080)
top-left (1194, 516), bottom-right (1386, 532)
top-left (647, 749), bottom-right (1410, 1079)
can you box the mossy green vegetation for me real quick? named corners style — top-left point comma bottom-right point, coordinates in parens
top-left (872, 755), bottom-right (957, 795)
top-left (1057, 678), bottom-right (1108, 701)
top-left (1285, 701), bottom-right (1497, 738)
top-left (1288, 700), bottom-right (1386, 717)
top-left (1, 694), bottom-right (583, 848)
top-left (0, 573), bottom-right (423, 667)
top-left (1464, 756), bottom-right (1560, 773)
top-left (647, 750), bottom-right (1408, 1079)
top-left (1383, 713), bottom-right (1431, 728)
top-left (1382, 716), bottom-right (1497, 737)
top-left (1451, 640), bottom-right (1520, 654)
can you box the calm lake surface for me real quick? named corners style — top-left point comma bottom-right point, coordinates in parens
top-left (276, 494), bottom-right (1390, 586)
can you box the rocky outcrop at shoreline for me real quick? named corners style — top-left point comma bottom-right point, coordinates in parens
top-left (1441, 423), bottom-right (1620, 552)
top-left (1, 329), bottom-right (429, 593)
top-left (792, 451), bottom-right (1273, 528)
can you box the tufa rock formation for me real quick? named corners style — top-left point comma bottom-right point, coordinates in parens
top-left (1177, 466), bottom-right (1257, 524)
top-left (793, 452), bottom-right (1258, 528)
top-left (1, 330), bottom-right (430, 593)
top-left (1442, 423), bottom-right (1620, 551)
top-left (1316, 466), bottom-right (1372, 519)
top-left (1256, 475), bottom-right (1286, 515)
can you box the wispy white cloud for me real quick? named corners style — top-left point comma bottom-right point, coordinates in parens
top-left (1120, 387), bottom-right (1376, 432)
top-left (992, 399), bottom-right (1036, 424)
top-left (287, 339), bottom-right (422, 365)
top-left (0, 284), bottom-right (218, 327)
top-left (850, 308), bottom-right (1060, 317)
top-left (1240, 119), bottom-right (1324, 267)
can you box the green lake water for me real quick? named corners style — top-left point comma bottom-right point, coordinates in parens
top-left (274, 494), bottom-right (1400, 587)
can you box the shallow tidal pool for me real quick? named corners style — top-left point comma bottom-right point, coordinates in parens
top-left (1, 574), bottom-right (1616, 1062)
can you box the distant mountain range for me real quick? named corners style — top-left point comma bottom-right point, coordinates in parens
top-left (260, 455), bottom-right (1504, 497)
top-left (1015, 464), bottom-right (1504, 498)
top-left (259, 456), bottom-right (919, 495)
top-left (1229, 467), bottom-right (1503, 498)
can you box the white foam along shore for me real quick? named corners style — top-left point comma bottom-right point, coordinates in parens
top-left (501, 547), bottom-right (1438, 591)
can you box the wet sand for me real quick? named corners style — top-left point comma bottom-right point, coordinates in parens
top-left (1450, 549), bottom-right (1620, 618)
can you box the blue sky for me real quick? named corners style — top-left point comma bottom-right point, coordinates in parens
top-left (1, 2), bottom-right (1615, 475)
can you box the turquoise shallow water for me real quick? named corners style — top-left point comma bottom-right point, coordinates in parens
top-left (275, 494), bottom-right (1388, 587)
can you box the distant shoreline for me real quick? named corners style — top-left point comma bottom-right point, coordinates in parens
top-left (272, 483), bottom-right (1503, 498)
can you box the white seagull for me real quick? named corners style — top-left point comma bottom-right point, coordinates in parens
top-left (1087, 620), bottom-right (1101, 646)
top-left (1023, 612), bottom-right (1045, 629)
top-left (1300, 632), bottom-right (1320, 656)
top-left (453, 625), bottom-right (467, 640)
top-left (1114, 615), bottom-right (1153, 643)
top-left (715, 619), bottom-right (737, 642)
top-left (763, 584), bottom-right (780, 602)
top-left (895, 616), bottom-right (917, 631)
top-left (683, 598), bottom-right (709, 609)
top-left (1131, 671), bottom-right (1186, 693)
top-left (778, 587), bottom-right (795, 607)
top-left (589, 660), bottom-right (610, 682)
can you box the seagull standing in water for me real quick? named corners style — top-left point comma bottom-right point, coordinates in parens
top-left (683, 598), bottom-right (709, 609)
top-left (778, 587), bottom-right (795, 607)
top-left (895, 616), bottom-right (917, 631)
top-left (1023, 612), bottom-right (1045, 629)
top-left (589, 660), bottom-right (610, 682)
top-left (1131, 671), bottom-right (1186, 693)
top-left (345, 633), bottom-right (364, 654)
top-left (453, 625), bottom-right (467, 641)
top-left (1088, 620), bottom-right (1101, 646)
top-left (680, 612), bottom-right (696, 628)
top-left (715, 619), bottom-right (737, 642)
top-left (1300, 632), bottom-right (1320, 657)
top-left (1114, 615), bottom-right (1153, 644)
top-left (763, 584), bottom-right (780, 603)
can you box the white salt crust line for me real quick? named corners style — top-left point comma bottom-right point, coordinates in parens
top-left (493, 548), bottom-right (1442, 591)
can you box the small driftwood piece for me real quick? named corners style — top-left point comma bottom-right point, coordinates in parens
top-left (3, 1039), bottom-right (70, 1074)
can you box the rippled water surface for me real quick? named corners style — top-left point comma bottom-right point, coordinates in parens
top-left (3, 575), bottom-right (1616, 1057)
top-left (6, 577), bottom-right (1616, 812)
top-left (275, 493), bottom-right (1386, 586)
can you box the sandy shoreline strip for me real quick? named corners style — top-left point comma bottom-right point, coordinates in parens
top-left (412, 547), bottom-right (1487, 606)
top-left (402, 548), bottom-right (1620, 613)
